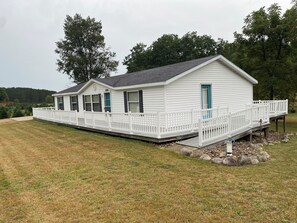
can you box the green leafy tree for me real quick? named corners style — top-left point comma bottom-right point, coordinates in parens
top-left (123, 43), bottom-right (151, 73)
top-left (123, 33), bottom-right (220, 73)
top-left (179, 32), bottom-right (217, 60)
top-left (0, 88), bottom-right (9, 102)
top-left (55, 14), bottom-right (118, 83)
top-left (229, 4), bottom-right (297, 100)
top-left (45, 95), bottom-right (53, 104)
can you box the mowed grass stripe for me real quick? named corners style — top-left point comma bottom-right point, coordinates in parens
top-left (0, 119), bottom-right (297, 222)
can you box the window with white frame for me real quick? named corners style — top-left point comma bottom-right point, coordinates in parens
top-left (83, 94), bottom-right (102, 112)
top-left (84, 95), bottom-right (92, 111)
top-left (127, 91), bottom-right (139, 113)
top-left (70, 96), bottom-right (78, 111)
top-left (92, 95), bottom-right (101, 112)
top-left (57, 97), bottom-right (64, 110)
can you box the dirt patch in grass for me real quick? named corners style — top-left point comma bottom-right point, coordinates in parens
top-left (0, 118), bottom-right (297, 222)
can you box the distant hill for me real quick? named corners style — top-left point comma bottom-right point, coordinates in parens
top-left (4, 87), bottom-right (56, 104)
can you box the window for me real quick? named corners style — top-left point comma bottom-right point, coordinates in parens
top-left (84, 95), bottom-right (92, 111)
top-left (92, 95), bottom-right (101, 112)
top-left (70, 96), bottom-right (78, 111)
top-left (128, 91), bottom-right (139, 113)
top-left (57, 97), bottom-right (64, 110)
top-left (83, 94), bottom-right (102, 112)
top-left (104, 93), bottom-right (111, 112)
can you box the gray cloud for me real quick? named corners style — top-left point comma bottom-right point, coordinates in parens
top-left (0, 0), bottom-right (292, 91)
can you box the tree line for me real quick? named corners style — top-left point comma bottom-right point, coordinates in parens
top-left (0, 87), bottom-right (55, 119)
top-left (56, 3), bottom-right (297, 109)
top-left (1, 87), bottom-right (55, 104)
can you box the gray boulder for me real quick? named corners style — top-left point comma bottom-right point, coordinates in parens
top-left (239, 155), bottom-right (252, 165)
top-left (200, 154), bottom-right (211, 161)
top-left (222, 156), bottom-right (238, 166)
top-left (190, 149), bottom-right (204, 158)
top-left (251, 158), bottom-right (259, 165)
top-left (250, 143), bottom-right (259, 149)
top-left (180, 147), bottom-right (193, 156)
top-left (212, 157), bottom-right (223, 164)
top-left (257, 151), bottom-right (270, 162)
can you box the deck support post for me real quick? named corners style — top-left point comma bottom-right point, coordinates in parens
top-left (226, 139), bottom-right (233, 156)
top-left (264, 127), bottom-right (269, 139)
top-left (276, 118), bottom-right (279, 132)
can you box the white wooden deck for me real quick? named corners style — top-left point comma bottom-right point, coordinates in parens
top-left (33, 100), bottom-right (288, 147)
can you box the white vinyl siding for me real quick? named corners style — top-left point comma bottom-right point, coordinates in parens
top-left (165, 61), bottom-right (253, 113)
top-left (142, 86), bottom-right (165, 112)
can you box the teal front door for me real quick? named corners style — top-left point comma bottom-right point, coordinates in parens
top-left (104, 92), bottom-right (111, 112)
top-left (201, 85), bottom-right (212, 118)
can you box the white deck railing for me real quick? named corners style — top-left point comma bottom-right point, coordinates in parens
top-left (253, 100), bottom-right (288, 117)
top-left (198, 105), bottom-right (270, 147)
top-left (33, 107), bottom-right (228, 139)
top-left (33, 100), bottom-right (288, 147)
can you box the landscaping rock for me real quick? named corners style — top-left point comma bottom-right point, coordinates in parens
top-left (180, 147), bottom-right (193, 156)
top-left (190, 149), bottom-right (204, 158)
top-left (251, 158), bottom-right (259, 165)
top-left (200, 154), bottom-right (211, 161)
top-left (219, 151), bottom-right (226, 158)
top-left (222, 156), bottom-right (238, 166)
top-left (250, 143), bottom-right (259, 149)
top-left (212, 157), bottom-right (223, 164)
top-left (282, 138), bottom-right (289, 143)
top-left (257, 151), bottom-right (270, 162)
top-left (268, 143), bottom-right (274, 146)
top-left (239, 155), bottom-right (252, 165)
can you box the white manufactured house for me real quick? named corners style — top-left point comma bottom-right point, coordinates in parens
top-left (33, 55), bottom-right (288, 147)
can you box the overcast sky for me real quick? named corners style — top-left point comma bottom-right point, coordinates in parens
top-left (0, 0), bottom-right (293, 91)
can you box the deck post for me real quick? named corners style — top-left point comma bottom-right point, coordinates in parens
top-left (264, 127), bottom-right (269, 138)
top-left (76, 110), bottom-right (78, 125)
top-left (249, 107), bottom-right (253, 127)
top-left (286, 99), bottom-right (288, 114)
top-left (276, 118), bottom-right (278, 132)
top-left (191, 109), bottom-right (194, 132)
top-left (92, 112), bottom-right (95, 128)
top-left (228, 112), bottom-right (232, 136)
top-left (129, 111), bottom-right (133, 134)
top-left (198, 118), bottom-right (202, 147)
top-left (157, 112), bottom-right (161, 138)
top-left (107, 111), bottom-right (111, 131)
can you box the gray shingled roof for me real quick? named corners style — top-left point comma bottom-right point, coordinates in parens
top-left (55, 55), bottom-right (217, 94)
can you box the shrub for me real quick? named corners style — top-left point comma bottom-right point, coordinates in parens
top-left (12, 108), bottom-right (24, 118)
top-left (0, 106), bottom-right (8, 119)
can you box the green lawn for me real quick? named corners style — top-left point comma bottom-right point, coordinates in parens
top-left (0, 116), bottom-right (297, 222)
